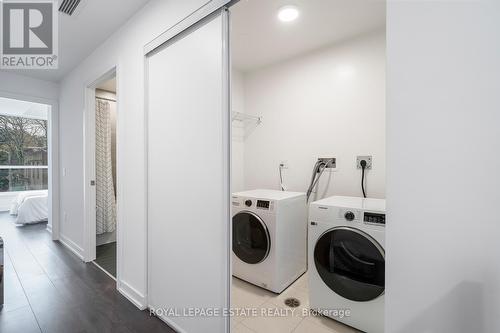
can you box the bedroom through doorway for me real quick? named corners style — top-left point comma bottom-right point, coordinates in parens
top-left (0, 97), bottom-right (54, 231)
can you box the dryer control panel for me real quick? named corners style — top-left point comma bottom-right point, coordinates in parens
top-left (231, 197), bottom-right (275, 211)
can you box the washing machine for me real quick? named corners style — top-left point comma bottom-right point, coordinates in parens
top-left (232, 189), bottom-right (307, 293)
top-left (308, 196), bottom-right (385, 333)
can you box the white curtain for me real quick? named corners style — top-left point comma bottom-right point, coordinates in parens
top-left (95, 99), bottom-right (116, 234)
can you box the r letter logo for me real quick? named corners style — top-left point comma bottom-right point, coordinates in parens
top-left (1, 1), bottom-right (58, 69)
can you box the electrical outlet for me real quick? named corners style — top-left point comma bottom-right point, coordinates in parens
top-left (357, 156), bottom-right (372, 169)
top-left (318, 157), bottom-right (336, 170)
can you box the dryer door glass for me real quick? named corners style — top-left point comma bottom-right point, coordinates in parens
top-left (233, 212), bottom-right (270, 264)
top-left (314, 227), bottom-right (384, 302)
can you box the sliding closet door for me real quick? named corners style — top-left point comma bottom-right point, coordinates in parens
top-left (146, 10), bottom-right (230, 333)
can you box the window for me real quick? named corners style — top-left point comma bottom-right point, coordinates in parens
top-left (0, 98), bottom-right (49, 192)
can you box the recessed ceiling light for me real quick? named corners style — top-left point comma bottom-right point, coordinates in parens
top-left (278, 6), bottom-right (299, 22)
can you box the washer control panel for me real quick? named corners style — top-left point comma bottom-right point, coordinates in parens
top-left (364, 212), bottom-right (385, 225)
top-left (337, 208), bottom-right (385, 226)
top-left (256, 200), bottom-right (270, 209)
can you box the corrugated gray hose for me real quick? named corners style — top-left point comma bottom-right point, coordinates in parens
top-left (306, 159), bottom-right (334, 202)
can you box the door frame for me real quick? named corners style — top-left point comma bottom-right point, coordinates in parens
top-left (0, 90), bottom-right (59, 240)
top-left (83, 66), bottom-right (122, 278)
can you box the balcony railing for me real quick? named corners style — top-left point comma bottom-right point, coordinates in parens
top-left (0, 166), bottom-right (48, 192)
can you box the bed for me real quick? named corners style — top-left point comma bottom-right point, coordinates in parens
top-left (9, 190), bottom-right (48, 225)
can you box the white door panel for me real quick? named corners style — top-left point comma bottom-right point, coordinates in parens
top-left (147, 10), bottom-right (229, 333)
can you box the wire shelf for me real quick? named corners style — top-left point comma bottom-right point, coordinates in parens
top-left (231, 112), bottom-right (262, 124)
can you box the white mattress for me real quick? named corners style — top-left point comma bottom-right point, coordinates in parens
top-left (10, 190), bottom-right (48, 224)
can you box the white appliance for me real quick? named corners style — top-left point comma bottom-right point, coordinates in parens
top-left (232, 189), bottom-right (307, 293)
top-left (308, 196), bottom-right (385, 333)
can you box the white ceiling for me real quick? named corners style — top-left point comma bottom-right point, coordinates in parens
top-left (231, 0), bottom-right (386, 72)
top-left (0, 97), bottom-right (49, 120)
top-left (1, 0), bottom-right (385, 81)
top-left (1, 0), bottom-right (150, 82)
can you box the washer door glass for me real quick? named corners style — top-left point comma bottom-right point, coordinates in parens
top-left (233, 211), bottom-right (270, 264)
top-left (314, 227), bottom-right (385, 302)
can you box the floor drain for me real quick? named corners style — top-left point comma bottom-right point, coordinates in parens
top-left (284, 297), bottom-right (301, 308)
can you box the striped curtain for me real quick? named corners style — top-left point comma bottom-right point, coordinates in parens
top-left (95, 99), bottom-right (116, 234)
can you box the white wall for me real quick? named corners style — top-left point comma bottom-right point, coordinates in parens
top-left (387, 1), bottom-right (500, 332)
top-left (235, 31), bottom-right (385, 199)
top-left (58, 0), bottom-right (212, 308)
top-left (0, 193), bottom-right (17, 211)
top-left (231, 70), bottom-right (245, 192)
top-left (0, 72), bottom-right (59, 101)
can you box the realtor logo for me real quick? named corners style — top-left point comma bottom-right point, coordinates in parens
top-left (1, 0), bottom-right (58, 69)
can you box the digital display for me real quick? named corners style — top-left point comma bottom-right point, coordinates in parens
top-left (256, 200), bottom-right (270, 209)
top-left (364, 212), bottom-right (385, 225)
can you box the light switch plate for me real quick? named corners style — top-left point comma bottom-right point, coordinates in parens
top-left (357, 156), bottom-right (372, 169)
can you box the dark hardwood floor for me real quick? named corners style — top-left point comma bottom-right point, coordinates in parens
top-left (0, 212), bottom-right (174, 333)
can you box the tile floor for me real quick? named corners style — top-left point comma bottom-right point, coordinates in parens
top-left (231, 275), bottom-right (361, 333)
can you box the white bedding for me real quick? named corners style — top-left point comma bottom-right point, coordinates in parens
top-left (9, 190), bottom-right (48, 224)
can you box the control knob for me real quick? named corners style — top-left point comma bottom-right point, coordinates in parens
top-left (344, 211), bottom-right (355, 221)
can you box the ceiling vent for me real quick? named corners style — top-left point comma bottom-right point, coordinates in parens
top-left (58, 0), bottom-right (82, 16)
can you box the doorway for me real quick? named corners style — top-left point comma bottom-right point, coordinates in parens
top-left (83, 68), bottom-right (119, 280)
top-left (93, 76), bottom-right (118, 278)
top-left (229, 0), bottom-right (386, 332)
top-left (0, 93), bottom-right (59, 239)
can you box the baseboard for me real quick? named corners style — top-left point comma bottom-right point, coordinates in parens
top-left (59, 234), bottom-right (85, 261)
top-left (46, 224), bottom-right (52, 234)
top-left (117, 280), bottom-right (147, 310)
